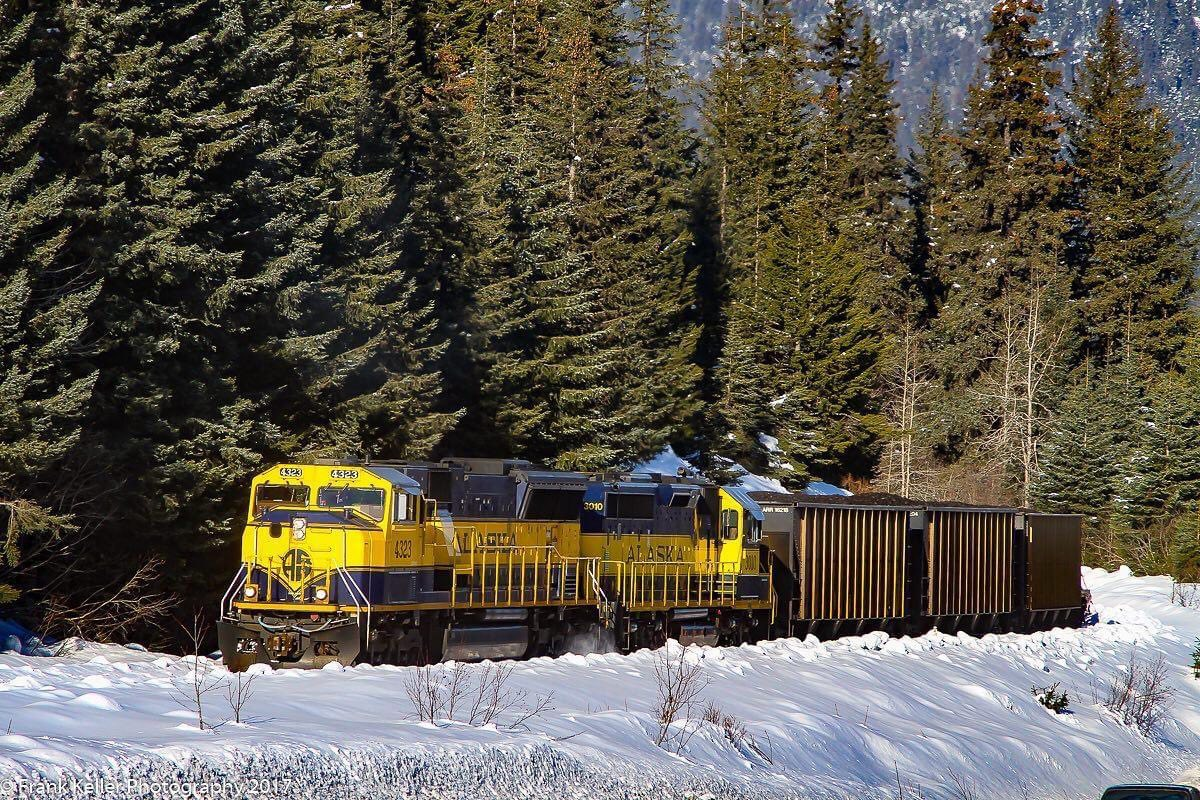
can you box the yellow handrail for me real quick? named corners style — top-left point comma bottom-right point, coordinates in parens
top-left (449, 544), bottom-right (599, 608)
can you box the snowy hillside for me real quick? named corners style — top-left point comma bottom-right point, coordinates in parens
top-left (2, 568), bottom-right (1200, 799)
top-left (675, 0), bottom-right (1200, 173)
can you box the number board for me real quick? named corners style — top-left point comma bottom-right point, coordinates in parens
top-left (279, 467), bottom-right (303, 478)
top-left (330, 469), bottom-right (359, 480)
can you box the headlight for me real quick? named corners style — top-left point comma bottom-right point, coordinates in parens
top-left (292, 516), bottom-right (307, 540)
top-left (243, 585), bottom-right (258, 599)
top-left (314, 587), bottom-right (328, 601)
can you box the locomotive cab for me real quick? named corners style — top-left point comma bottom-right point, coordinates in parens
top-left (218, 461), bottom-right (435, 670)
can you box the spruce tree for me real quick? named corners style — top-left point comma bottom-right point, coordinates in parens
top-left (0, 0), bottom-right (95, 605)
top-left (623, 0), bottom-right (702, 450)
top-left (527, 0), bottom-right (666, 469)
top-left (277, 0), bottom-right (457, 459)
top-left (905, 87), bottom-right (955, 316)
top-left (1068, 5), bottom-right (1197, 371)
top-left (702, 0), bottom-right (814, 477)
top-left (808, 3), bottom-right (895, 473)
top-left (53, 0), bottom-right (280, 604)
top-left (932, 0), bottom-right (1074, 503)
top-left (453, 0), bottom-right (574, 460)
top-left (1033, 360), bottom-right (1143, 520)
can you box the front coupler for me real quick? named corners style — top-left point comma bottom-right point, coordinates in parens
top-left (218, 614), bottom-right (361, 672)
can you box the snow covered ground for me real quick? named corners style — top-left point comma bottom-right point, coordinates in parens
top-left (1, 567), bottom-right (1199, 799)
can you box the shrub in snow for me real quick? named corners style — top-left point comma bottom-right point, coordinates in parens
top-left (652, 644), bottom-right (707, 751)
top-left (1171, 582), bottom-right (1200, 609)
top-left (1191, 639), bottom-right (1200, 679)
top-left (404, 661), bottom-right (553, 728)
top-left (1102, 650), bottom-right (1174, 735)
top-left (702, 702), bottom-right (773, 764)
top-left (1031, 682), bottom-right (1070, 713)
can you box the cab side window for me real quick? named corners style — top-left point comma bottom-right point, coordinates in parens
top-left (392, 492), bottom-right (415, 523)
top-left (721, 508), bottom-right (739, 540)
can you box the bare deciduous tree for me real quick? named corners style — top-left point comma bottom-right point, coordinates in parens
top-left (40, 558), bottom-right (175, 642)
top-left (225, 671), bottom-right (257, 724)
top-left (170, 611), bottom-right (223, 731)
top-left (971, 281), bottom-right (1070, 507)
top-left (1171, 581), bottom-right (1200, 609)
top-left (652, 645), bottom-right (708, 751)
top-left (875, 318), bottom-right (939, 500)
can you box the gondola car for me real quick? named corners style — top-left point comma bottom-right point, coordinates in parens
top-left (752, 492), bottom-right (1086, 639)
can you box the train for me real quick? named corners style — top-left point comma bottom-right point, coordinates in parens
top-left (217, 458), bottom-right (1086, 671)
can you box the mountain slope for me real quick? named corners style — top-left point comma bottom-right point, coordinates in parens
top-left (676, 0), bottom-right (1200, 172)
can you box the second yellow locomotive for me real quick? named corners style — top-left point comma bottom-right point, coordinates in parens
top-left (217, 458), bottom-right (774, 670)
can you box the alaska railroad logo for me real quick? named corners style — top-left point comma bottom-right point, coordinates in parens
top-left (282, 548), bottom-right (313, 582)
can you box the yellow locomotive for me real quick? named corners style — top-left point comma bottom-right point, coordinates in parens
top-left (217, 458), bottom-right (774, 670)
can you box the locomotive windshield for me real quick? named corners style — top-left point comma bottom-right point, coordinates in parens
top-left (254, 484), bottom-right (308, 515)
top-left (317, 486), bottom-right (385, 520)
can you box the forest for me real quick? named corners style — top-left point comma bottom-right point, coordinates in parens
top-left (0, 0), bottom-right (1197, 644)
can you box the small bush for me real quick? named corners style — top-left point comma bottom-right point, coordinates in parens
top-left (1171, 582), bottom-right (1200, 609)
top-left (702, 702), bottom-right (773, 764)
top-left (404, 662), bottom-right (553, 728)
top-left (1032, 682), bottom-right (1070, 713)
top-left (1103, 650), bottom-right (1174, 734)
top-left (1191, 639), bottom-right (1200, 680)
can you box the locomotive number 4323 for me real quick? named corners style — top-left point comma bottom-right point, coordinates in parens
top-left (393, 539), bottom-right (413, 560)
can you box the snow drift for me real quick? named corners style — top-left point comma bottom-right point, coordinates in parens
top-left (1, 567), bottom-right (1199, 799)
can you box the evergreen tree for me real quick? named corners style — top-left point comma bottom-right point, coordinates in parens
top-left (1033, 359), bottom-right (1143, 520)
top-left (811, 0), bottom-right (860, 94)
top-left (932, 0), bottom-right (1074, 503)
top-left (813, 8), bottom-right (903, 263)
top-left (1068, 5), bottom-right (1197, 371)
top-left (1109, 370), bottom-right (1200, 577)
top-left (277, 0), bottom-right (457, 459)
top-left (459, 0), bottom-right (697, 469)
top-left (528, 0), bottom-right (676, 469)
top-left (453, 0), bottom-right (575, 461)
top-left (905, 87), bottom-right (955, 316)
top-left (808, 3), bottom-right (895, 473)
top-left (623, 0), bottom-right (703, 449)
top-left (0, 0), bottom-right (95, 605)
top-left (701, 0), bottom-right (814, 477)
top-left (52, 0), bottom-right (283, 607)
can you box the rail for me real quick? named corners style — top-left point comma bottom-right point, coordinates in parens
top-left (336, 565), bottom-right (372, 648)
top-left (598, 559), bottom-right (745, 610)
top-left (220, 563), bottom-right (248, 622)
top-left (450, 544), bottom-right (599, 608)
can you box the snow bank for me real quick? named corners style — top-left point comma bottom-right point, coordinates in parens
top-left (1, 568), bottom-right (1199, 799)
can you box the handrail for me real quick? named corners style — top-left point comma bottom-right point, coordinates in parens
top-left (336, 565), bottom-right (372, 654)
top-left (597, 559), bottom-right (744, 610)
top-left (220, 563), bottom-right (248, 622)
top-left (449, 544), bottom-right (597, 609)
